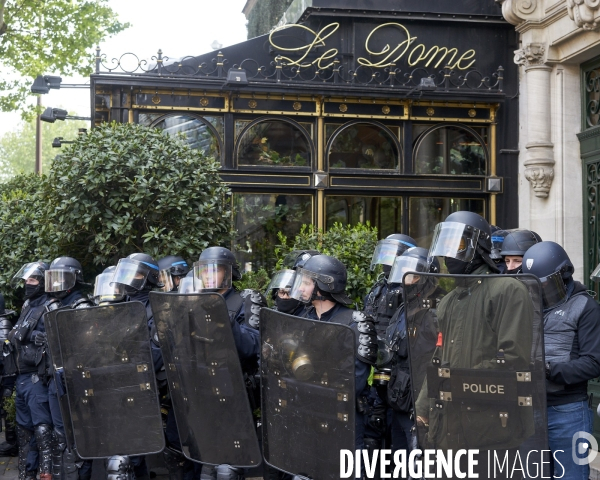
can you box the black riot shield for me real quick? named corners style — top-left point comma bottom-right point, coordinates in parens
top-left (45, 308), bottom-right (75, 450)
top-left (260, 308), bottom-right (356, 479)
top-left (53, 302), bottom-right (164, 459)
top-left (148, 292), bottom-right (261, 468)
top-left (405, 273), bottom-right (547, 476)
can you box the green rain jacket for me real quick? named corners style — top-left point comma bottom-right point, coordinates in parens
top-left (414, 264), bottom-right (535, 450)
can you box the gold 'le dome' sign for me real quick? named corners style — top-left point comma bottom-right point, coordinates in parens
top-left (269, 22), bottom-right (476, 71)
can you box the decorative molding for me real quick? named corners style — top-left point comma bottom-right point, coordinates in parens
top-left (524, 165), bottom-right (555, 197)
top-left (496, 0), bottom-right (539, 25)
top-left (514, 43), bottom-right (546, 67)
top-left (567, 0), bottom-right (600, 30)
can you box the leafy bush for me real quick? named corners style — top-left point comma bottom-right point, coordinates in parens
top-left (0, 174), bottom-right (57, 309)
top-left (44, 122), bottom-right (232, 270)
top-left (274, 222), bottom-right (379, 309)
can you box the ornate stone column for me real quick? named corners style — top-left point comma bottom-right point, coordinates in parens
top-left (514, 43), bottom-right (555, 198)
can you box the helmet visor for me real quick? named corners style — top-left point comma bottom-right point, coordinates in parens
top-left (178, 276), bottom-right (198, 293)
top-left (11, 263), bottom-right (45, 287)
top-left (266, 269), bottom-right (297, 295)
top-left (370, 239), bottom-right (414, 270)
top-left (388, 256), bottom-right (428, 284)
top-left (428, 222), bottom-right (480, 262)
top-left (193, 262), bottom-right (232, 291)
top-left (45, 269), bottom-right (77, 293)
top-left (157, 270), bottom-right (175, 293)
top-left (289, 269), bottom-right (318, 303)
top-left (111, 258), bottom-right (153, 290)
top-left (539, 271), bottom-right (568, 309)
top-left (590, 263), bottom-right (600, 282)
top-left (93, 272), bottom-right (126, 303)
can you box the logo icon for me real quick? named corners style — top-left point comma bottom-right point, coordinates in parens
top-left (572, 431), bottom-right (598, 465)
top-left (526, 258), bottom-right (534, 270)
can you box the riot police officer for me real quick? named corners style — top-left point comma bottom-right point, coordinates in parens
top-left (193, 247), bottom-right (265, 480)
top-left (44, 257), bottom-right (94, 480)
top-left (266, 250), bottom-right (320, 315)
top-left (499, 229), bottom-right (542, 274)
top-left (522, 242), bottom-right (600, 480)
top-left (157, 256), bottom-right (190, 292)
top-left (111, 253), bottom-right (166, 480)
top-left (5, 261), bottom-right (60, 480)
top-left (289, 255), bottom-right (377, 450)
top-left (378, 248), bottom-right (443, 454)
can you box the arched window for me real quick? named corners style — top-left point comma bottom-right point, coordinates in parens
top-left (151, 114), bottom-right (222, 159)
top-left (236, 119), bottom-right (312, 167)
top-left (328, 122), bottom-right (400, 170)
top-left (413, 125), bottom-right (487, 175)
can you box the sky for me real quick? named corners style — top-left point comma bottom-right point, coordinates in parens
top-left (0, 0), bottom-right (249, 135)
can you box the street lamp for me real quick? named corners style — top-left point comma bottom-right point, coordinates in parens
top-left (52, 128), bottom-right (87, 148)
top-left (40, 107), bottom-right (91, 123)
top-left (30, 75), bottom-right (89, 94)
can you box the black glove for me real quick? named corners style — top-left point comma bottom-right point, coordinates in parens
top-left (33, 331), bottom-right (47, 347)
top-left (368, 403), bottom-right (387, 435)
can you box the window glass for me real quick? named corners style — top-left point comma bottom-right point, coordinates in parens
top-left (152, 115), bottom-right (222, 158)
top-left (237, 120), bottom-right (311, 167)
top-left (233, 193), bottom-right (313, 271)
top-left (408, 197), bottom-right (485, 251)
top-left (328, 123), bottom-right (399, 170)
top-left (325, 196), bottom-right (402, 238)
top-left (414, 125), bottom-right (486, 175)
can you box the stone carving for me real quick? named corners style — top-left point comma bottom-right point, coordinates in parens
top-left (496, 0), bottom-right (538, 25)
top-left (524, 165), bottom-right (555, 198)
top-left (567, 0), bottom-right (600, 30)
top-left (514, 44), bottom-right (546, 67)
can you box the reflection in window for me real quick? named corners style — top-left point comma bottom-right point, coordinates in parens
top-left (326, 196), bottom-right (402, 238)
top-left (328, 123), bottom-right (399, 170)
top-left (152, 115), bottom-right (222, 158)
top-left (139, 113), bottom-right (163, 126)
top-left (233, 193), bottom-right (313, 271)
top-left (409, 197), bottom-right (485, 250)
top-left (237, 121), bottom-right (311, 167)
top-left (414, 125), bottom-right (486, 175)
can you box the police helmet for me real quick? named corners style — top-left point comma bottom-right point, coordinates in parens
top-left (490, 229), bottom-right (510, 261)
top-left (193, 247), bottom-right (241, 292)
top-left (290, 254), bottom-right (351, 305)
top-left (111, 253), bottom-right (163, 292)
top-left (45, 256), bottom-right (85, 294)
top-left (429, 211), bottom-right (496, 270)
top-left (93, 266), bottom-right (127, 304)
top-left (370, 234), bottom-right (417, 272)
top-left (282, 250), bottom-right (321, 270)
top-left (157, 255), bottom-right (190, 292)
top-left (388, 247), bottom-right (439, 284)
top-left (500, 229), bottom-right (542, 257)
top-left (521, 241), bottom-right (574, 309)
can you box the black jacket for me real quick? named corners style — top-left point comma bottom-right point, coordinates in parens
top-left (545, 280), bottom-right (600, 405)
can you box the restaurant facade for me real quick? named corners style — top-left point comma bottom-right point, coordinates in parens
top-left (90, 0), bottom-right (519, 269)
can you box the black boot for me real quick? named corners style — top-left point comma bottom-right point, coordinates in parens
top-left (0, 420), bottom-right (18, 456)
top-left (16, 424), bottom-right (36, 480)
top-left (34, 423), bottom-right (53, 480)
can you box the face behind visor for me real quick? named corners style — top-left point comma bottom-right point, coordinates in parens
top-left (93, 271), bottom-right (126, 304)
top-left (111, 257), bottom-right (160, 292)
top-left (193, 262), bottom-right (232, 292)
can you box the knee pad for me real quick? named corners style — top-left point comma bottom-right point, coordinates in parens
top-left (215, 465), bottom-right (243, 480)
top-left (106, 455), bottom-right (133, 480)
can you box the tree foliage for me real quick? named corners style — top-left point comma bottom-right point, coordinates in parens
top-left (0, 0), bottom-right (128, 115)
top-left (246, 0), bottom-right (294, 38)
top-left (274, 222), bottom-right (379, 309)
top-left (0, 115), bottom-right (88, 180)
top-left (44, 122), bottom-right (232, 270)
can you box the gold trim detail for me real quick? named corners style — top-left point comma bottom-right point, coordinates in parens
top-left (468, 109), bottom-right (477, 118)
top-left (200, 97), bottom-right (209, 107)
top-left (382, 105), bottom-right (391, 115)
top-left (339, 103), bottom-right (348, 113)
top-left (426, 107), bottom-right (435, 116)
top-left (248, 100), bottom-right (258, 109)
top-left (151, 95), bottom-right (161, 105)
top-left (293, 101), bottom-right (302, 111)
